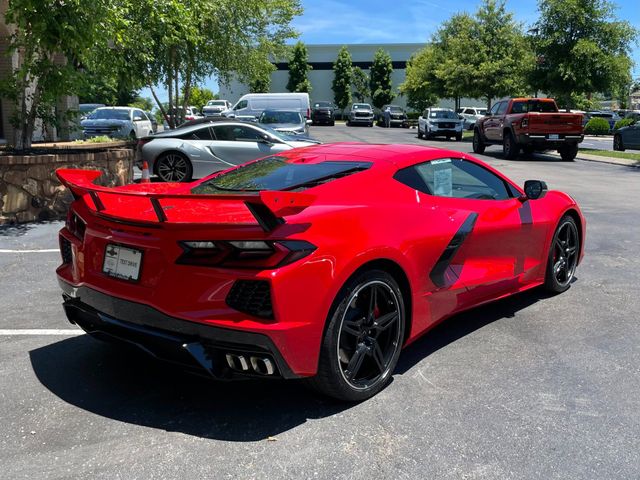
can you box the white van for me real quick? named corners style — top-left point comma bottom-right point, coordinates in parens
top-left (223, 93), bottom-right (311, 121)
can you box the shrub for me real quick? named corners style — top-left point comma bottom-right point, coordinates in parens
top-left (406, 112), bottom-right (421, 120)
top-left (584, 117), bottom-right (611, 135)
top-left (614, 118), bottom-right (635, 130)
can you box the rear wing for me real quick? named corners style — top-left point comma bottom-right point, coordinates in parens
top-left (56, 169), bottom-right (315, 232)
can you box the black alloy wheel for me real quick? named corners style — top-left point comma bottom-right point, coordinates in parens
top-left (503, 131), bottom-right (519, 159)
top-left (472, 129), bottom-right (485, 153)
top-left (613, 134), bottom-right (625, 151)
top-left (156, 152), bottom-right (193, 182)
top-left (307, 270), bottom-right (405, 401)
top-left (544, 215), bottom-right (580, 293)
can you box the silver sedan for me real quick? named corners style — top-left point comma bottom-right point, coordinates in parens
top-left (140, 120), bottom-right (320, 182)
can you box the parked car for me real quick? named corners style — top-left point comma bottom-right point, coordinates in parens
top-left (418, 108), bottom-right (464, 141)
top-left (377, 105), bottom-right (408, 127)
top-left (584, 111), bottom-right (621, 131)
top-left (81, 107), bottom-right (154, 139)
top-left (473, 98), bottom-right (584, 161)
top-left (613, 122), bottom-right (640, 151)
top-left (257, 109), bottom-right (311, 135)
top-left (139, 119), bottom-right (320, 182)
top-left (202, 99), bottom-right (232, 117)
top-left (457, 106), bottom-right (488, 130)
top-left (146, 111), bottom-right (158, 133)
top-left (346, 103), bottom-right (374, 127)
top-left (78, 103), bottom-right (106, 120)
top-left (223, 93), bottom-right (311, 122)
top-left (57, 143), bottom-right (585, 401)
top-left (163, 106), bottom-right (204, 129)
top-left (311, 101), bottom-right (335, 126)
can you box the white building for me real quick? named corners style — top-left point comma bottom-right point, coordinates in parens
top-left (219, 43), bottom-right (426, 110)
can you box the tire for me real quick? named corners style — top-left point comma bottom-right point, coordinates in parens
top-left (129, 130), bottom-right (137, 141)
top-left (503, 131), bottom-right (519, 159)
top-left (330, 121), bottom-right (335, 126)
top-left (613, 134), bottom-right (625, 151)
top-left (522, 145), bottom-right (535, 156)
top-left (369, 122), bottom-right (374, 127)
top-left (472, 129), bottom-right (485, 154)
top-left (544, 215), bottom-right (580, 294)
top-left (346, 120), bottom-right (351, 126)
top-left (559, 144), bottom-right (578, 162)
top-left (155, 151), bottom-right (193, 182)
top-left (305, 269), bottom-right (406, 402)
top-left (456, 133), bottom-right (463, 142)
top-left (417, 126), bottom-right (423, 139)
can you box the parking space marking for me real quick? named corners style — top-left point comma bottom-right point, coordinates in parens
top-left (0, 329), bottom-right (83, 335)
top-left (0, 249), bottom-right (59, 253)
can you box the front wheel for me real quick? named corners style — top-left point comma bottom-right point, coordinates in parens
top-left (472, 129), bottom-right (486, 153)
top-left (544, 216), bottom-right (580, 293)
top-left (306, 270), bottom-right (405, 402)
top-left (613, 134), bottom-right (625, 151)
top-left (156, 152), bottom-right (193, 182)
top-left (417, 126), bottom-right (423, 139)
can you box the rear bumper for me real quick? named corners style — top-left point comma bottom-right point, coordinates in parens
top-left (518, 133), bottom-right (584, 147)
top-left (59, 279), bottom-right (299, 380)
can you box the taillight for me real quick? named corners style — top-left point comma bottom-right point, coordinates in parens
top-left (177, 240), bottom-right (316, 268)
top-left (521, 117), bottom-right (529, 128)
top-left (306, 108), bottom-right (311, 119)
top-left (66, 210), bottom-right (86, 241)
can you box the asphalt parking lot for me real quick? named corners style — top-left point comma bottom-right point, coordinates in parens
top-left (1, 124), bottom-right (639, 479)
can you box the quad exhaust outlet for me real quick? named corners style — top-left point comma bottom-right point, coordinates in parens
top-left (225, 353), bottom-right (275, 376)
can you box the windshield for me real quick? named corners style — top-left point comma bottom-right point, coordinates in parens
top-left (353, 104), bottom-right (371, 110)
top-left (207, 101), bottom-right (227, 106)
top-left (387, 106), bottom-right (403, 112)
top-left (259, 111), bottom-right (303, 124)
top-left (88, 109), bottom-right (130, 120)
top-left (192, 157), bottom-right (372, 193)
top-left (430, 110), bottom-right (458, 119)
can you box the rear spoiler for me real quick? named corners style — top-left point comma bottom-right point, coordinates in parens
top-left (56, 169), bottom-right (315, 232)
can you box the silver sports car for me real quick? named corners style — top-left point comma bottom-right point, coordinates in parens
top-left (140, 120), bottom-right (320, 182)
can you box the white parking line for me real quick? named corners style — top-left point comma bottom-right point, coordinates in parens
top-left (0, 329), bottom-right (83, 335)
top-left (0, 249), bottom-right (59, 253)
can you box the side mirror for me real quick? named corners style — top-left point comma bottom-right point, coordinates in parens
top-left (306, 119), bottom-right (312, 125)
top-left (459, 115), bottom-right (464, 120)
top-left (523, 180), bottom-right (548, 200)
top-left (227, 113), bottom-right (236, 118)
top-left (259, 133), bottom-right (273, 145)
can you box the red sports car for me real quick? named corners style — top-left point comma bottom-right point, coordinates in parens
top-left (56, 143), bottom-right (585, 401)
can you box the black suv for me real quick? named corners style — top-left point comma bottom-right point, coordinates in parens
top-left (311, 101), bottom-right (335, 126)
top-left (377, 105), bottom-right (408, 127)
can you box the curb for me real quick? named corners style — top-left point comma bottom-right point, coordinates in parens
top-left (548, 151), bottom-right (639, 167)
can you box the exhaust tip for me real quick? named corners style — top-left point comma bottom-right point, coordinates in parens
top-left (250, 356), bottom-right (275, 375)
top-left (225, 353), bottom-right (249, 371)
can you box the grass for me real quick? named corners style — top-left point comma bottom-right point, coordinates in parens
top-left (579, 148), bottom-right (640, 161)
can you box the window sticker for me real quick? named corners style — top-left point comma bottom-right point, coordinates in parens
top-left (433, 165), bottom-right (453, 197)
top-left (431, 159), bottom-right (451, 165)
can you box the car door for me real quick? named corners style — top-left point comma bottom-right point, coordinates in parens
top-left (209, 124), bottom-right (289, 165)
top-left (483, 102), bottom-right (504, 141)
top-left (623, 123), bottom-right (640, 149)
top-left (399, 157), bottom-right (547, 316)
top-left (132, 109), bottom-right (152, 137)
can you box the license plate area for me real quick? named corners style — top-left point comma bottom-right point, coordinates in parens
top-left (103, 244), bottom-right (143, 282)
top-left (548, 133), bottom-right (560, 140)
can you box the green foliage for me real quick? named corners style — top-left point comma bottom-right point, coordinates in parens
top-left (531, 0), bottom-right (637, 108)
top-left (185, 86), bottom-right (217, 109)
top-left (584, 117), bottom-right (611, 135)
top-left (332, 46), bottom-right (353, 111)
top-left (351, 67), bottom-right (370, 102)
top-left (399, 47), bottom-right (440, 111)
top-left (73, 135), bottom-right (116, 144)
top-left (249, 63), bottom-right (276, 93)
top-left (286, 41), bottom-right (312, 93)
top-left (614, 118), bottom-right (635, 130)
top-left (128, 97), bottom-right (154, 111)
top-left (369, 49), bottom-right (394, 109)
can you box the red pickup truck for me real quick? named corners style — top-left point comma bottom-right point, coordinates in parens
top-left (473, 98), bottom-right (584, 161)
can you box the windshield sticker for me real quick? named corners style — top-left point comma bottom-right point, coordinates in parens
top-left (431, 159), bottom-right (451, 165)
top-left (433, 167), bottom-right (452, 197)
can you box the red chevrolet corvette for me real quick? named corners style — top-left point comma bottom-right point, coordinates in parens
top-left (56, 143), bottom-right (585, 401)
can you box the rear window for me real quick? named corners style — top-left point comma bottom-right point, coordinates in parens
top-left (511, 101), bottom-right (558, 113)
top-left (192, 157), bottom-right (372, 193)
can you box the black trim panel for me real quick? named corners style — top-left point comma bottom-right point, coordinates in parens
top-left (429, 213), bottom-right (478, 288)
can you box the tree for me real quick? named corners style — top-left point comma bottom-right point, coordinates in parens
top-left (249, 62), bottom-right (275, 93)
top-left (472, 0), bottom-right (533, 109)
top-left (0, 0), bottom-right (116, 149)
top-left (531, 0), bottom-right (637, 108)
top-left (128, 97), bottom-right (154, 111)
top-left (185, 85), bottom-right (217, 109)
top-left (399, 47), bottom-right (440, 112)
top-left (369, 49), bottom-right (394, 109)
top-left (286, 41), bottom-right (312, 93)
top-left (351, 67), bottom-right (370, 102)
top-left (332, 46), bottom-right (353, 112)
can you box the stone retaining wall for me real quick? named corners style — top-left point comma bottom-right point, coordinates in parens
top-left (0, 147), bottom-right (134, 223)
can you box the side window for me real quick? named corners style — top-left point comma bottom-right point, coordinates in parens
top-left (189, 127), bottom-right (214, 140)
top-left (489, 102), bottom-right (501, 116)
top-left (496, 102), bottom-right (508, 115)
top-left (212, 125), bottom-right (262, 142)
top-left (133, 109), bottom-right (145, 121)
top-left (394, 158), bottom-right (512, 200)
top-left (234, 100), bottom-right (248, 111)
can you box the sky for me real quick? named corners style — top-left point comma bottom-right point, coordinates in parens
top-left (142, 0), bottom-right (640, 101)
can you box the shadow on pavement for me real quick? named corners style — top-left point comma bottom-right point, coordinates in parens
top-left (30, 286), bottom-right (554, 441)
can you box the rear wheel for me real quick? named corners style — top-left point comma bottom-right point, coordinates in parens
top-left (456, 132), bottom-right (463, 142)
top-left (559, 144), bottom-right (578, 162)
top-left (306, 270), bottom-right (405, 402)
top-left (503, 131), bottom-right (519, 159)
top-left (522, 145), bottom-right (535, 156)
top-left (472, 129), bottom-right (485, 153)
top-left (156, 152), bottom-right (193, 182)
top-left (544, 216), bottom-right (580, 293)
top-left (613, 134), bottom-right (625, 151)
